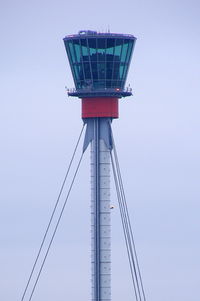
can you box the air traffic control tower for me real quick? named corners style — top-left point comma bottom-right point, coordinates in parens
top-left (63, 30), bottom-right (136, 301)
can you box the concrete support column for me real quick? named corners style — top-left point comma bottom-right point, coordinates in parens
top-left (91, 118), bottom-right (111, 301)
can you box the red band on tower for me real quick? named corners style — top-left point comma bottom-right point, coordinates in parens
top-left (82, 97), bottom-right (119, 118)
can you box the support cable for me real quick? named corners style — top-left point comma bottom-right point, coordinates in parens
top-left (28, 153), bottom-right (84, 301)
top-left (110, 152), bottom-right (139, 301)
top-left (111, 151), bottom-right (141, 301)
top-left (20, 124), bottom-right (85, 301)
top-left (114, 154), bottom-right (146, 300)
top-left (112, 145), bottom-right (142, 301)
top-left (110, 125), bottom-right (146, 301)
top-left (112, 141), bottom-right (146, 301)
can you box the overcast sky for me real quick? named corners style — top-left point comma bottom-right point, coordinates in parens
top-left (0, 0), bottom-right (200, 300)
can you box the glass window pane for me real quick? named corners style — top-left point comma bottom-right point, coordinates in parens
top-left (113, 62), bottom-right (120, 79)
top-left (114, 39), bottom-right (122, 61)
top-left (91, 62), bottom-right (98, 79)
top-left (97, 38), bottom-right (106, 49)
top-left (113, 69), bottom-right (119, 79)
top-left (114, 45), bottom-right (121, 58)
top-left (81, 39), bottom-right (89, 60)
top-left (83, 62), bottom-right (91, 79)
top-left (119, 64), bottom-right (125, 79)
top-left (122, 64), bottom-right (128, 80)
top-left (97, 38), bottom-right (106, 61)
top-left (106, 62), bottom-right (113, 79)
top-left (121, 41), bottom-right (128, 62)
top-left (88, 38), bottom-right (97, 61)
top-left (68, 41), bottom-right (76, 63)
top-left (78, 64), bottom-right (84, 81)
top-left (106, 38), bottom-right (115, 52)
top-left (106, 53), bottom-right (114, 62)
top-left (73, 40), bottom-right (81, 63)
top-left (96, 80), bottom-right (105, 88)
top-left (106, 38), bottom-right (115, 62)
top-left (106, 80), bottom-right (111, 88)
top-left (121, 80), bottom-right (125, 87)
top-left (98, 62), bottom-right (106, 79)
top-left (125, 41), bottom-right (133, 65)
top-left (73, 65), bottom-right (80, 80)
top-left (117, 80), bottom-right (123, 88)
top-left (76, 82), bottom-right (81, 89)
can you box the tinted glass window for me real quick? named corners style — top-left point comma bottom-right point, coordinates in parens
top-left (97, 38), bottom-right (106, 61)
top-left (74, 65), bottom-right (80, 80)
top-left (114, 39), bottom-right (123, 61)
top-left (125, 41), bottom-right (133, 65)
top-left (83, 62), bottom-right (91, 79)
top-left (122, 65), bottom-right (128, 80)
top-left (106, 61), bottom-right (113, 79)
top-left (98, 62), bottom-right (106, 79)
top-left (73, 40), bottom-right (81, 63)
top-left (81, 39), bottom-right (89, 60)
top-left (65, 36), bottom-right (134, 90)
top-left (91, 62), bottom-right (98, 79)
top-left (68, 41), bottom-right (76, 64)
top-left (121, 41), bottom-right (128, 62)
top-left (119, 65), bottom-right (125, 79)
top-left (88, 38), bottom-right (97, 61)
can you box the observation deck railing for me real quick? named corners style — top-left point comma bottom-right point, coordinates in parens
top-left (65, 86), bottom-right (133, 98)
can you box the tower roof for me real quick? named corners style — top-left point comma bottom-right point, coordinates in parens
top-left (64, 30), bottom-right (136, 40)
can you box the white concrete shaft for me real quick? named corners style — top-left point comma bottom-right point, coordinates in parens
top-left (91, 138), bottom-right (111, 301)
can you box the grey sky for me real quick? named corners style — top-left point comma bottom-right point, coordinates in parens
top-left (0, 0), bottom-right (200, 300)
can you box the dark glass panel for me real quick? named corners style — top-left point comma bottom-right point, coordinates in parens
top-left (106, 53), bottom-right (114, 62)
top-left (97, 38), bottom-right (106, 61)
top-left (81, 39), bottom-right (89, 61)
top-left (79, 80), bottom-right (86, 88)
top-left (98, 52), bottom-right (106, 61)
top-left (122, 64), bottom-right (128, 80)
top-left (113, 39), bottom-right (123, 61)
top-left (76, 81), bottom-right (81, 89)
top-left (78, 64), bottom-right (84, 81)
top-left (106, 38), bottom-right (115, 62)
top-left (121, 80), bottom-right (125, 87)
top-left (121, 40), bottom-right (134, 85)
top-left (117, 80), bottom-right (123, 88)
top-left (73, 39), bottom-right (81, 63)
top-left (96, 80), bottom-right (105, 88)
top-left (83, 62), bottom-right (91, 79)
top-left (88, 38), bottom-right (97, 61)
top-left (106, 38), bottom-right (115, 51)
top-left (125, 41), bottom-right (134, 65)
top-left (113, 62), bottom-right (120, 79)
top-left (93, 80), bottom-right (101, 88)
top-left (91, 62), bottom-right (98, 80)
top-left (106, 61), bottom-right (113, 80)
top-left (68, 41), bottom-right (76, 63)
top-left (106, 80), bottom-right (111, 88)
top-left (121, 40), bottom-right (129, 62)
top-left (119, 64), bottom-right (125, 79)
top-left (111, 80), bottom-right (118, 88)
top-left (97, 38), bottom-right (106, 49)
top-left (98, 62), bottom-right (106, 79)
top-left (73, 64), bottom-right (80, 80)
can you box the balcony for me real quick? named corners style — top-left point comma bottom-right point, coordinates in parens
top-left (65, 86), bottom-right (133, 98)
